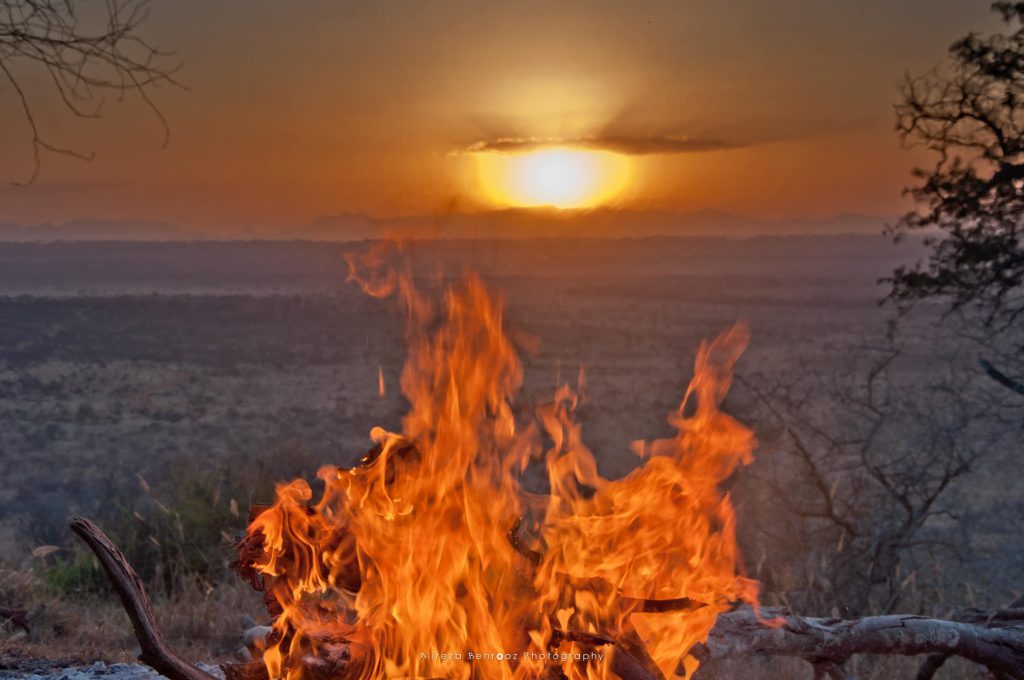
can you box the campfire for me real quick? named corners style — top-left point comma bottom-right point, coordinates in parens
top-left (66, 250), bottom-right (1024, 680)
top-left (232, 250), bottom-right (761, 680)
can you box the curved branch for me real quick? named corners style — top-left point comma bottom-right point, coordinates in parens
top-left (68, 516), bottom-right (217, 680)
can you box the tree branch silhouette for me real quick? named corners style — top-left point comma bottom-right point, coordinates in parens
top-left (0, 0), bottom-right (182, 185)
top-left (887, 2), bottom-right (1024, 332)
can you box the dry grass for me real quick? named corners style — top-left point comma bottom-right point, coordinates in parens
top-left (0, 566), bottom-right (264, 667)
top-left (0, 566), bottom-right (991, 679)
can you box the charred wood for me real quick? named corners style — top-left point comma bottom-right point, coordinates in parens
top-left (221, 661), bottom-right (269, 680)
top-left (549, 628), bottom-right (659, 680)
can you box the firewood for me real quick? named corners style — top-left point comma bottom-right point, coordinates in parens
top-left (608, 646), bottom-right (662, 680)
top-left (549, 628), bottom-right (659, 680)
top-left (231, 527), bottom-right (267, 592)
top-left (915, 597), bottom-right (1024, 680)
top-left (691, 605), bottom-right (1024, 680)
top-left (507, 517), bottom-right (542, 566)
top-left (300, 642), bottom-right (359, 680)
top-left (616, 626), bottom-right (667, 680)
top-left (68, 517), bottom-right (218, 680)
top-left (626, 596), bottom-right (707, 614)
top-left (562, 573), bottom-right (712, 615)
top-left (221, 660), bottom-right (269, 680)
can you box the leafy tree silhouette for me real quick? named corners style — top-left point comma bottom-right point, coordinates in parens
top-left (888, 1), bottom-right (1024, 393)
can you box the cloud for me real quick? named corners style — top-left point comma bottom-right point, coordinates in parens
top-left (461, 134), bottom-right (746, 156)
top-left (458, 113), bottom-right (876, 157)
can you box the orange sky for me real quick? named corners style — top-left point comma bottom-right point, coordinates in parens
top-left (0, 0), bottom-right (1002, 236)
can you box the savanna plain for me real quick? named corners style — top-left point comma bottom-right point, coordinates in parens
top-left (0, 236), bottom-right (1020, 679)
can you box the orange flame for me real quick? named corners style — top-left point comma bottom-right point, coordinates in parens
top-left (246, 250), bottom-right (759, 680)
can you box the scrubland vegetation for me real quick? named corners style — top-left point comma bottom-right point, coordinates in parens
top-left (0, 238), bottom-right (1020, 679)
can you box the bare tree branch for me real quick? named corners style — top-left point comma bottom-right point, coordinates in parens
top-left (68, 516), bottom-right (217, 680)
top-left (0, 0), bottom-right (182, 184)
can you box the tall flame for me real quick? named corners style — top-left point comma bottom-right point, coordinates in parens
top-left (245, 248), bottom-right (760, 680)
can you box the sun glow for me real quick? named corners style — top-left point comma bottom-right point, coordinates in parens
top-left (475, 147), bottom-right (632, 209)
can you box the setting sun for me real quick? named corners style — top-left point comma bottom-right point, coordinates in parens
top-left (475, 147), bottom-right (632, 209)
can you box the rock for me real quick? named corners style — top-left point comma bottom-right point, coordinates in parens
top-left (241, 626), bottom-right (271, 653)
top-left (0, 661), bottom-right (226, 680)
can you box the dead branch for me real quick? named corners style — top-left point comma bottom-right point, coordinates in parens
top-left (915, 596), bottom-right (1024, 680)
top-left (67, 516), bottom-right (217, 680)
top-left (692, 606), bottom-right (1024, 680)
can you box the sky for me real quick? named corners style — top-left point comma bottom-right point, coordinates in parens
top-left (0, 0), bottom-right (1003, 236)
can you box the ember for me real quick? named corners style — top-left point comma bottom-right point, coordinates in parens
top-left (237, 250), bottom-right (761, 680)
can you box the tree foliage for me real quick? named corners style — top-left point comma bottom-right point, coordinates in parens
top-left (0, 0), bottom-right (180, 184)
top-left (889, 2), bottom-right (1024, 329)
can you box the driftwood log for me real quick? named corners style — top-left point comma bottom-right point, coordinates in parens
top-left (70, 516), bottom-right (1024, 680)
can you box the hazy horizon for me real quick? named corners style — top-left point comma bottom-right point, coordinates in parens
top-left (0, 207), bottom-right (899, 242)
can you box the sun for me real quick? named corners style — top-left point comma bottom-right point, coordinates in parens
top-left (474, 147), bottom-right (632, 209)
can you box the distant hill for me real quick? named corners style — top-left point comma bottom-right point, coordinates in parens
top-left (287, 209), bottom-right (892, 241)
top-left (0, 210), bottom-right (892, 242)
top-left (0, 219), bottom-right (192, 241)
top-left (0, 234), bottom-right (925, 296)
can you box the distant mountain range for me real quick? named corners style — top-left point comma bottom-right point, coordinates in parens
top-left (0, 218), bottom-right (192, 241)
top-left (0, 209), bottom-right (894, 242)
top-left (284, 209), bottom-right (894, 240)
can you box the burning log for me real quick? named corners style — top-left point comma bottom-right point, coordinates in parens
top-left (221, 641), bottom-right (370, 680)
top-left (221, 661), bottom-right (271, 680)
top-left (548, 628), bottom-right (663, 680)
top-left (67, 517), bottom-right (219, 680)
